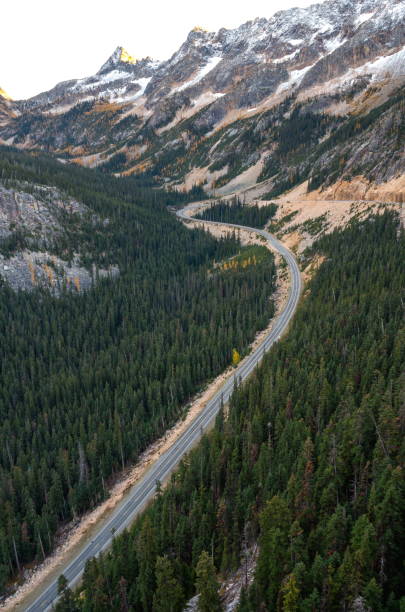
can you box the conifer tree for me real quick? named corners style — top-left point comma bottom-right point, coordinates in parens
top-left (195, 551), bottom-right (221, 612)
top-left (152, 556), bottom-right (184, 612)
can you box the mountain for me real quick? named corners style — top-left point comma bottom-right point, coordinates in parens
top-left (17, 46), bottom-right (160, 114)
top-left (0, 87), bottom-right (18, 126)
top-left (0, 87), bottom-right (11, 100)
top-left (0, 0), bottom-right (404, 196)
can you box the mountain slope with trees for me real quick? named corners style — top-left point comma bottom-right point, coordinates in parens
top-left (195, 198), bottom-right (277, 229)
top-left (56, 211), bottom-right (404, 611)
top-left (0, 148), bottom-right (277, 596)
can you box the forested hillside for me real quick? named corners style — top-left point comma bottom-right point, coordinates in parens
top-left (0, 148), bottom-right (277, 594)
top-left (0, 151), bottom-right (207, 291)
top-left (58, 211), bottom-right (405, 611)
top-left (195, 198), bottom-right (277, 229)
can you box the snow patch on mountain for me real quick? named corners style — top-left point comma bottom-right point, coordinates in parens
top-left (299, 46), bottom-right (405, 101)
top-left (388, 2), bottom-right (405, 23)
top-left (354, 11), bottom-right (375, 26)
top-left (72, 70), bottom-right (133, 92)
top-left (114, 77), bottom-right (152, 103)
top-left (327, 47), bottom-right (405, 88)
top-left (98, 70), bottom-right (134, 85)
top-left (191, 91), bottom-right (225, 106)
top-left (273, 51), bottom-right (299, 64)
top-left (324, 35), bottom-right (346, 54)
top-left (172, 56), bottom-right (223, 93)
top-left (132, 77), bottom-right (152, 97)
top-left (366, 47), bottom-right (405, 79)
top-left (277, 63), bottom-right (317, 94)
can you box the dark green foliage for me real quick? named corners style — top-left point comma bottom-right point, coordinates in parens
top-left (0, 147), bottom-right (276, 594)
top-left (61, 212), bottom-right (404, 611)
top-left (263, 169), bottom-right (303, 198)
top-left (0, 228), bottom-right (29, 257)
top-left (153, 556), bottom-right (184, 612)
top-left (314, 86), bottom-right (405, 160)
top-left (195, 551), bottom-right (221, 612)
top-left (166, 184), bottom-right (209, 205)
top-left (276, 107), bottom-right (331, 158)
top-left (56, 573), bottom-right (78, 611)
top-left (148, 143), bottom-right (187, 177)
top-left (99, 151), bottom-right (128, 173)
top-left (299, 213), bottom-right (329, 236)
top-left (195, 197), bottom-right (277, 229)
top-left (258, 106), bottom-right (336, 184)
top-left (267, 210), bottom-right (298, 234)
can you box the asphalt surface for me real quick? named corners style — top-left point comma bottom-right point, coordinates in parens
top-left (25, 204), bottom-right (301, 611)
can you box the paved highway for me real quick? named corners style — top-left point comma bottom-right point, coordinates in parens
top-left (26, 204), bottom-right (301, 611)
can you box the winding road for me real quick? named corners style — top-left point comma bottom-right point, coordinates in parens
top-left (25, 203), bottom-right (302, 611)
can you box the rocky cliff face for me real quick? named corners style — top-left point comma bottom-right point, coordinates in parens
top-left (0, 179), bottom-right (118, 292)
top-left (0, 0), bottom-right (404, 195)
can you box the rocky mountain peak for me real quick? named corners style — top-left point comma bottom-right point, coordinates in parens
top-left (97, 45), bottom-right (138, 74)
top-left (119, 47), bottom-right (137, 64)
top-left (0, 87), bottom-right (11, 101)
top-left (0, 87), bottom-right (16, 125)
top-left (183, 26), bottom-right (214, 47)
top-left (191, 26), bottom-right (208, 33)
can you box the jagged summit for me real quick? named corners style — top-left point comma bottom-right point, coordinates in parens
top-left (97, 45), bottom-right (138, 74)
top-left (119, 48), bottom-right (137, 64)
top-left (0, 87), bottom-right (11, 101)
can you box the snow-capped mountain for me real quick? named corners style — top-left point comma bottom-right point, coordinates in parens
top-left (15, 0), bottom-right (404, 114)
top-left (0, 0), bottom-right (404, 196)
top-left (18, 46), bottom-right (160, 113)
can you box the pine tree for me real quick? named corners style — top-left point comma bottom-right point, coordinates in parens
top-left (57, 574), bottom-right (77, 611)
top-left (195, 551), bottom-right (221, 612)
top-left (152, 556), bottom-right (184, 612)
top-left (280, 573), bottom-right (300, 612)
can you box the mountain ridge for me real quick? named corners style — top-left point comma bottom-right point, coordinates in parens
top-left (0, 0), bottom-right (404, 198)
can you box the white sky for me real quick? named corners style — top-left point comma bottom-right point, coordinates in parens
top-left (2, 0), bottom-right (315, 100)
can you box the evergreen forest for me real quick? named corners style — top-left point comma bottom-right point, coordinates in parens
top-left (56, 211), bottom-right (405, 611)
top-left (0, 148), bottom-right (277, 592)
top-left (195, 197), bottom-right (277, 229)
